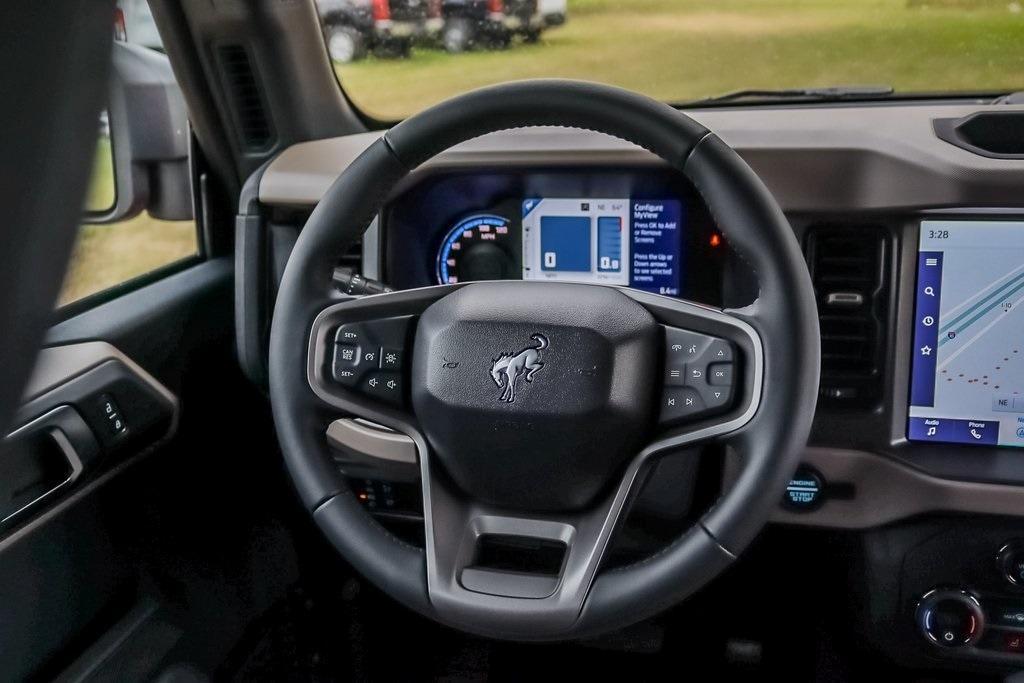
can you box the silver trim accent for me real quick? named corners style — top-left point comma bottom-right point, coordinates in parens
top-left (362, 216), bottom-right (380, 280)
top-left (826, 292), bottom-right (864, 307)
top-left (771, 447), bottom-right (1024, 529)
top-left (25, 341), bottom-right (178, 409)
top-left (2, 408), bottom-right (85, 526)
top-left (326, 417), bottom-right (417, 465)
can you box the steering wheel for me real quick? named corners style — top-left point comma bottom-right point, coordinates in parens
top-left (269, 80), bottom-right (819, 640)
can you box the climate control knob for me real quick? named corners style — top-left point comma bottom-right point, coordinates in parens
top-left (916, 589), bottom-right (984, 648)
top-left (997, 542), bottom-right (1024, 589)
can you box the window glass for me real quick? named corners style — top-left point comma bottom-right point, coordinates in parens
top-left (320, 0), bottom-right (1024, 121)
top-left (61, 1), bottom-right (197, 306)
top-left (60, 215), bottom-right (197, 305)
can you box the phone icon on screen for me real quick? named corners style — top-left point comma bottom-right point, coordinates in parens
top-left (970, 429), bottom-right (982, 440)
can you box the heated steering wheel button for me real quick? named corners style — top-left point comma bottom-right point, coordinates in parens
top-left (660, 388), bottom-right (705, 423)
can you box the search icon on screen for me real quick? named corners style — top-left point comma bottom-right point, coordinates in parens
top-left (924, 286), bottom-right (935, 296)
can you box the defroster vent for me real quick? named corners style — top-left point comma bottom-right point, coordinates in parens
top-left (217, 44), bottom-right (274, 151)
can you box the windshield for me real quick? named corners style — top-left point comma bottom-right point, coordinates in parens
top-left (319, 0), bottom-right (1024, 121)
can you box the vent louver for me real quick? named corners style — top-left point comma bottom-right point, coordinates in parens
top-left (217, 45), bottom-right (274, 151)
top-left (805, 226), bottom-right (890, 408)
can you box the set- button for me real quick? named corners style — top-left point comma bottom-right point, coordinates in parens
top-left (660, 325), bottom-right (737, 424)
top-left (331, 316), bottom-right (413, 407)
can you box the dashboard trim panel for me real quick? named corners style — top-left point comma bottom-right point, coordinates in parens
top-left (772, 447), bottom-right (1024, 529)
top-left (259, 102), bottom-right (1024, 212)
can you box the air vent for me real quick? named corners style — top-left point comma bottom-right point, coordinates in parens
top-left (805, 226), bottom-right (890, 408)
top-left (216, 44), bottom-right (274, 151)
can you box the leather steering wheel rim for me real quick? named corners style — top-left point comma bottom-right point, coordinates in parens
top-left (269, 79), bottom-right (820, 640)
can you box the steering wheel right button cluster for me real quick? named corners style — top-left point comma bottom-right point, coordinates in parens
top-left (660, 325), bottom-right (736, 424)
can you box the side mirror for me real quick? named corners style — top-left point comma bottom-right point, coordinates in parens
top-left (85, 42), bottom-right (192, 224)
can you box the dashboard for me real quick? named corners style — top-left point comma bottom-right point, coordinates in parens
top-left (385, 170), bottom-right (1024, 461)
top-left (247, 99), bottom-right (1024, 673)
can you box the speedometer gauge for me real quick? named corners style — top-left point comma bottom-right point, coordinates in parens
top-left (435, 214), bottom-right (516, 284)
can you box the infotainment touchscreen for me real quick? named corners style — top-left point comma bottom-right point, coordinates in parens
top-left (521, 198), bottom-right (683, 296)
top-left (908, 219), bottom-right (1024, 447)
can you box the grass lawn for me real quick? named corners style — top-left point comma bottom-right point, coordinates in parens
top-left (62, 136), bottom-right (197, 305)
top-left (337, 0), bottom-right (1024, 120)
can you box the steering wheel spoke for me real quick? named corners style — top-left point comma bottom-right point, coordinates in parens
top-left (420, 440), bottom-right (640, 639)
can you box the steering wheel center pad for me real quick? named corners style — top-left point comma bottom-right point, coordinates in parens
top-left (412, 281), bottom-right (658, 511)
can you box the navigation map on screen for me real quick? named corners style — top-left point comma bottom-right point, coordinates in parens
top-left (908, 219), bottom-right (1024, 448)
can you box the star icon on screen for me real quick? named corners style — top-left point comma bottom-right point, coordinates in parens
top-left (920, 345), bottom-right (933, 356)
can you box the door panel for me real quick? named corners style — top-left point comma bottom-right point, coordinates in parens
top-left (0, 258), bottom-right (298, 681)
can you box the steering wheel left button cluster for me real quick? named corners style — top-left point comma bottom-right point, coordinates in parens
top-left (331, 315), bottom-right (414, 407)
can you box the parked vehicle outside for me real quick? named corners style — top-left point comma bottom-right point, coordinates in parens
top-left (317, 0), bottom-right (430, 63)
top-left (436, 0), bottom-right (543, 53)
top-left (117, 0), bottom-right (164, 50)
top-left (538, 0), bottom-right (566, 26)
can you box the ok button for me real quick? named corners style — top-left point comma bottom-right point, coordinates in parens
top-left (708, 363), bottom-right (732, 386)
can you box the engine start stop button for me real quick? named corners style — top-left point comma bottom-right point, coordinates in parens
top-left (782, 466), bottom-right (825, 511)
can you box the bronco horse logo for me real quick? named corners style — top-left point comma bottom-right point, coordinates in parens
top-left (489, 333), bottom-right (548, 403)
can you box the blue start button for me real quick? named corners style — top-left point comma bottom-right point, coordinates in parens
top-left (783, 466), bottom-right (825, 511)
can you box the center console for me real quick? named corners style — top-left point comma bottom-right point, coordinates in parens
top-left (786, 213), bottom-right (1024, 671)
top-left (865, 520), bottom-right (1024, 668)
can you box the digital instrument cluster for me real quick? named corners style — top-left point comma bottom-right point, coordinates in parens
top-left (436, 197), bottom-right (685, 296)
